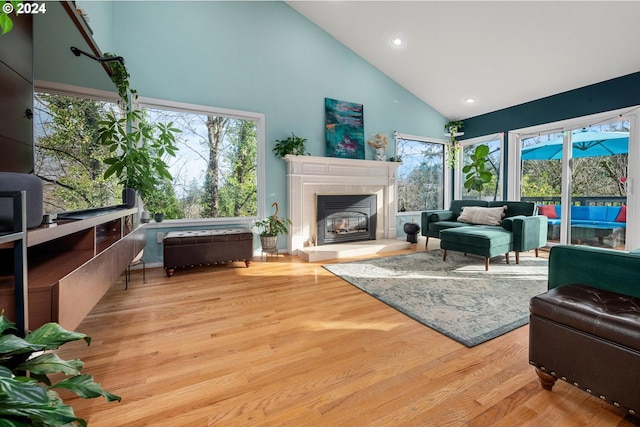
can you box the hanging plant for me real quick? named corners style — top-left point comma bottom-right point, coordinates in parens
top-left (96, 53), bottom-right (180, 204)
top-left (444, 120), bottom-right (464, 168)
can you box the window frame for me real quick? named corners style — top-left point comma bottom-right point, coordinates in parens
top-left (394, 131), bottom-right (451, 214)
top-left (454, 133), bottom-right (504, 201)
top-left (136, 96), bottom-right (266, 226)
top-left (508, 106), bottom-right (640, 250)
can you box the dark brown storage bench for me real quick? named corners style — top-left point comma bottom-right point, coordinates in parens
top-left (163, 228), bottom-right (253, 277)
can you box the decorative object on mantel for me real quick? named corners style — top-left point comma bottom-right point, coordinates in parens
top-left (444, 120), bottom-right (464, 168)
top-left (367, 133), bottom-right (388, 161)
top-left (388, 155), bottom-right (402, 162)
top-left (325, 98), bottom-right (365, 159)
top-left (273, 132), bottom-right (309, 158)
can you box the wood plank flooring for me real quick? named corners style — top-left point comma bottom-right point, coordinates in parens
top-left (56, 242), bottom-right (639, 426)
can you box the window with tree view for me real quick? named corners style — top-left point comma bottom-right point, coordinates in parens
top-left (34, 91), bottom-right (121, 213)
top-left (396, 135), bottom-right (444, 212)
top-left (34, 90), bottom-right (260, 220)
top-left (141, 103), bottom-right (259, 220)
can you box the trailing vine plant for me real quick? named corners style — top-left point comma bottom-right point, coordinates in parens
top-left (444, 120), bottom-right (464, 168)
top-left (97, 53), bottom-right (180, 203)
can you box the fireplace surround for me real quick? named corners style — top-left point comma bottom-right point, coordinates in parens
top-left (285, 155), bottom-right (400, 254)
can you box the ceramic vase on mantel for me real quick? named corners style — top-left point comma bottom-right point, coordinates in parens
top-left (375, 147), bottom-right (386, 161)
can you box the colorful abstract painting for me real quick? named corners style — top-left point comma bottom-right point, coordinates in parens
top-left (325, 98), bottom-right (364, 159)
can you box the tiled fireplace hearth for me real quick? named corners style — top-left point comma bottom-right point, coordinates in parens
top-left (285, 155), bottom-right (400, 255)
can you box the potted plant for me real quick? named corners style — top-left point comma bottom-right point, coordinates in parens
top-left (97, 53), bottom-right (180, 208)
top-left (462, 144), bottom-right (492, 198)
top-left (444, 120), bottom-right (464, 168)
top-left (252, 202), bottom-right (291, 251)
top-left (273, 133), bottom-right (308, 158)
top-left (0, 313), bottom-right (120, 425)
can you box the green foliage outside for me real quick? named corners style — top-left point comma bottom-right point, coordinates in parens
top-left (521, 124), bottom-right (628, 200)
top-left (217, 120), bottom-right (258, 217)
top-left (142, 180), bottom-right (183, 219)
top-left (35, 93), bottom-right (120, 213)
top-left (35, 92), bottom-right (259, 220)
top-left (521, 156), bottom-right (628, 199)
top-left (396, 140), bottom-right (444, 211)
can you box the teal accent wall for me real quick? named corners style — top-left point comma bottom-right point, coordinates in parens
top-left (462, 71), bottom-right (640, 139)
top-left (461, 71), bottom-right (640, 199)
top-left (77, 1), bottom-right (446, 263)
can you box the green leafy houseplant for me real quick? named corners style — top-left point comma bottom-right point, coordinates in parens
top-left (462, 144), bottom-right (492, 196)
top-left (273, 133), bottom-right (308, 158)
top-left (252, 202), bottom-right (291, 251)
top-left (253, 215), bottom-right (291, 237)
top-left (0, 313), bottom-right (120, 426)
top-left (97, 53), bottom-right (180, 204)
top-left (0, 1), bottom-right (21, 35)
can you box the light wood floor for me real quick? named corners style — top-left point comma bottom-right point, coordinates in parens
top-left (57, 241), bottom-right (639, 427)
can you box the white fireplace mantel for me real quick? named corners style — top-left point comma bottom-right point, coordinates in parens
top-left (285, 155), bottom-right (400, 254)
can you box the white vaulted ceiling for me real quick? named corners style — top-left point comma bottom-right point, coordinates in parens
top-left (287, 1), bottom-right (640, 120)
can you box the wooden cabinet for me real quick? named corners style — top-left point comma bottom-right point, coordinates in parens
top-left (0, 13), bottom-right (33, 173)
top-left (0, 207), bottom-right (143, 331)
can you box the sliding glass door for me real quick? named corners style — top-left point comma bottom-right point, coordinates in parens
top-left (519, 117), bottom-right (630, 250)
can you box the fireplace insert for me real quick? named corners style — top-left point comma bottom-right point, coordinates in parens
top-left (316, 194), bottom-right (376, 245)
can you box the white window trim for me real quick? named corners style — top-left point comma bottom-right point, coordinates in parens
top-left (508, 106), bottom-right (640, 250)
top-left (35, 80), bottom-right (122, 103)
top-left (394, 131), bottom-right (451, 212)
top-left (455, 133), bottom-right (504, 200)
top-left (137, 96), bottom-right (266, 223)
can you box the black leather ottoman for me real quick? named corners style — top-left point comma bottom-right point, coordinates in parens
top-left (163, 228), bottom-right (253, 277)
top-left (529, 284), bottom-right (640, 416)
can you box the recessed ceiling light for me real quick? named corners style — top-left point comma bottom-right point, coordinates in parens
top-left (390, 36), bottom-right (404, 47)
top-left (464, 98), bottom-right (476, 104)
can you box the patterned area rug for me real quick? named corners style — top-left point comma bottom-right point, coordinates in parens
top-left (323, 250), bottom-right (548, 347)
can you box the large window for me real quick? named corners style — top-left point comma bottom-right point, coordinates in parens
top-left (456, 135), bottom-right (503, 201)
top-left (139, 98), bottom-right (264, 221)
top-left (34, 90), bottom-right (121, 213)
top-left (34, 86), bottom-right (264, 221)
top-left (395, 133), bottom-right (445, 212)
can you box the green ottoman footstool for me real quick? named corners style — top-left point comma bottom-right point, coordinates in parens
top-left (439, 227), bottom-right (513, 271)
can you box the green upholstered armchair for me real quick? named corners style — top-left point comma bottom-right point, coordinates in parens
top-left (501, 214), bottom-right (548, 263)
top-left (548, 245), bottom-right (640, 297)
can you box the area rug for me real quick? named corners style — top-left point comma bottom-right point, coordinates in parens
top-left (323, 250), bottom-right (548, 347)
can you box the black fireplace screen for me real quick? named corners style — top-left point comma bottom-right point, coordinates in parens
top-left (317, 195), bottom-right (376, 245)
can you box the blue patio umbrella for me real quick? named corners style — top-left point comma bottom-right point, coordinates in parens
top-left (521, 130), bottom-right (629, 160)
